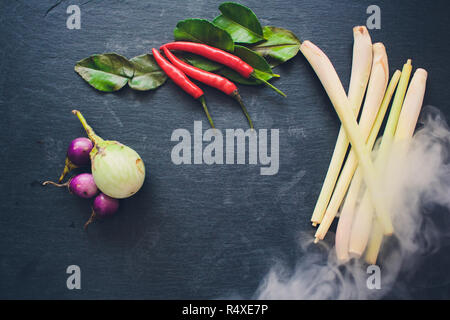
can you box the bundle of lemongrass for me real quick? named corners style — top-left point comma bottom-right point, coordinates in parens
top-left (301, 26), bottom-right (427, 264)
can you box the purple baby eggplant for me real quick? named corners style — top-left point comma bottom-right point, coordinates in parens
top-left (43, 173), bottom-right (98, 199)
top-left (58, 137), bottom-right (94, 182)
top-left (84, 193), bottom-right (119, 229)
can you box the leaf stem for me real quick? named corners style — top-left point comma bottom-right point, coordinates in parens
top-left (254, 76), bottom-right (286, 97)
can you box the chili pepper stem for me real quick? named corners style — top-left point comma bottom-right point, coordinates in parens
top-left (199, 96), bottom-right (215, 128)
top-left (255, 77), bottom-right (287, 97)
top-left (232, 91), bottom-right (254, 129)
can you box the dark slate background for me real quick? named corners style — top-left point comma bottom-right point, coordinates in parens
top-left (1, 0), bottom-right (450, 299)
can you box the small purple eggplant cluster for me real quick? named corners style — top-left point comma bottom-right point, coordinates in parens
top-left (43, 137), bottom-right (119, 229)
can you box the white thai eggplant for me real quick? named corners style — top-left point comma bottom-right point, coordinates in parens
top-left (72, 110), bottom-right (145, 199)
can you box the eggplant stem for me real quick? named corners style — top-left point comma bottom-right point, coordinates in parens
top-left (72, 110), bottom-right (104, 145)
top-left (199, 96), bottom-right (215, 128)
top-left (232, 90), bottom-right (254, 129)
top-left (42, 180), bottom-right (69, 187)
top-left (58, 157), bottom-right (78, 182)
top-left (84, 209), bottom-right (96, 230)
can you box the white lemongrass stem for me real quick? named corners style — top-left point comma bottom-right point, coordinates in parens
top-left (300, 40), bottom-right (393, 236)
top-left (315, 43), bottom-right (389, 241)
top-left (335, 70), bottom-right (401, 262)
top-left (394, 69), bottom-right (428, 140)
top-left (365, 68), bottom-right (428, 264)
top-left (348, 59), bottom-right (413, 257)
top-left (311, 26), bottom-right (373, 226)
top-left (364, 221), bottom-right (384, 264)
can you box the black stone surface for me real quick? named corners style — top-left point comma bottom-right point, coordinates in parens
top-left (1, 0), bottom-right (449, 299)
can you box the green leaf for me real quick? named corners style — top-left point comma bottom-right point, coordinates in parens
top-left (128, 54), bottom-right (167, 91)
top-left (174, 18), bottom-right (234, 51)
top-left (218, 45), bottom-right (274, 85)
top-left (250, 26), bottom-right (301, 67)
top-left (177, 52), bottom-right (223, 72)
top-left (74, 53), bottom-right (134, 92)
top-left (213, 2), bottom-right (264, 44)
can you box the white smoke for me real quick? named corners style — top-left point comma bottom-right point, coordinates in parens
top-left (255, 106), bottom-right (450, 299)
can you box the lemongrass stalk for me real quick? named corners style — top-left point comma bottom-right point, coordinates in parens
top-left (364, 220), bottom-right (384, 264)
top-left (394, 69), bottom-right (428, 140)
top-left (311, 26), bottom-right (373, 226)
top-left (315, 43), bottom-right (389, 241)
top-left (348, 60), bottom-right (413, 257)
top-left (300, 40), bottom-right (393, 236)
top-left (365, 68), bottom-right (428, 264)
top-left (335, 70), bottom-right (401, 262)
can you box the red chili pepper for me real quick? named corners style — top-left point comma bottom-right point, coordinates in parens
top-left (152, 48), bottom-right (215, 128)
top-left (161, 42), bottom-right (286, 97)
top-left (162, 41), bottom-right (254, 78)
top-left (162, 47), bottom-right (253, 129)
